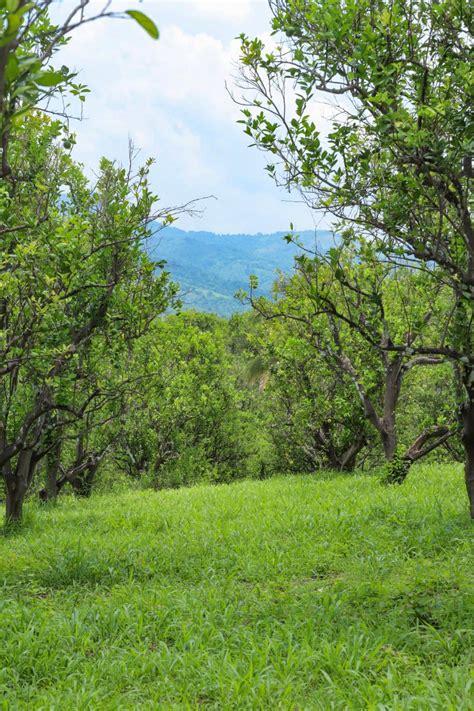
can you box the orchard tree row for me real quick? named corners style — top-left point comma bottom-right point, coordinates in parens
top-left (0, 0), bottom-right (167, 520)
top-left (1, 0), bottom-right (472, 521)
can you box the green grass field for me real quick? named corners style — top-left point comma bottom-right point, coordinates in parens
top-left (1, 465), bottom-right (473, 709)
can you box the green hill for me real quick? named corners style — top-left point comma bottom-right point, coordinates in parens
top-left (148, 227), bottom-right (335, 316)
top-left (1, 464), bottom-right (473, 708)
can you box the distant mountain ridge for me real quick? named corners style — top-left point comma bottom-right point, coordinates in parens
top-left (148, 226), bottom-right (335, 316)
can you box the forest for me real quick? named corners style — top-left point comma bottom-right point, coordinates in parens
top-left (153, 226), bottom-right (334, 315)
top-left (0, 0), bottom-right (473, 708)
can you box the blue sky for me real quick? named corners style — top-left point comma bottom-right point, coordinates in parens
top-left (56, 1), bottom-right (329, 234)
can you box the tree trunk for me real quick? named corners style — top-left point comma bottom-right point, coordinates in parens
top-left (339, 435), bottom-right (366, 472)
top-left (313, 423), bottom-right (366, 473)
top-left (338, 353), bottom-right (401, 464)
top-left (67, 432), bottom-right (99, 497)
top-left (464, 455), bottom-right (474, 519)
top-left (461, 395), bottom-right (474, 519)
top-left (4, 449), bottom-right (37, 523)
top-left (378, 357), bottom-right (406, 484)
top-left (70, 462), bottom-right (99, 497)
top-left (379, 420), bottom-right (400, 482)
top-left (45, 436), bottom-right (63, 499)
top-left (381, 357), bottom-right (403, 460)
top-left (5, 479), bottom-right (25, 522)
top-left (381, 429), bottom-right (397, 461)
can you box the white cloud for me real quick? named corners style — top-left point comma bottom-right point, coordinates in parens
top-left (189, 0), bottom-right (254, 21)
top-left (52, 1), bottom-right (328, 233)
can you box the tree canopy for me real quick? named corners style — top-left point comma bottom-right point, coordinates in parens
top-left (237, 0), bottom-right (473, 513)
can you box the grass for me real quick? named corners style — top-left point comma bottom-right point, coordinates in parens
top-left (0, 464), bottom-right (473, 709)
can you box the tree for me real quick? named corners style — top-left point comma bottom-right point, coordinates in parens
top-left (0, 116), bottom-right (179, 521)
top-left (237, 0), bottom-right (473, 512)
top-left (114, 313), bottom-right (254, 488)
top-left (243, 243), bottom-right (457, 479)
top-left (0, 2), bottom-right (173, 521)
top-left (258, 317), bottom-right (370, 473)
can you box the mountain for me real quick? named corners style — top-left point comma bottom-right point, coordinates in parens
top-left (147, 226), bottom-right (335, 316)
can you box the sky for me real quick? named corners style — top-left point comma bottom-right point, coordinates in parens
top-left (55, 0), bottom-right (329, 234)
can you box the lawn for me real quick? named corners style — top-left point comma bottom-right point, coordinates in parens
top-left (0, 464), bottom-right (473, 709)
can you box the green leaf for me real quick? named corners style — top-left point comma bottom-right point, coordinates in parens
top-left (380, 8), bottom-right (391, 26)
top-left (6, 0), bottom-right (20, 11)
top-left (249, 275), bottom-right (259, 290)
top-left (5, 11), bottom-right (21, 35)
top-left (126, 10), bottom-right (159, 40)
top-left (35, 71), bottom-right (66, 87)
top-left (5, 54), bottom-right (18, 83)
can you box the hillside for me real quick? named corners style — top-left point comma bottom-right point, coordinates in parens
top-left (1, 464), bottom-right (473, 708)
top-left (148, 227), bottom-right (335, 316)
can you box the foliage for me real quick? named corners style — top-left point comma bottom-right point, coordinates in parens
top-left (241, 247), bottom-right (458, 473)
top-left (0, 1), bottom-right (165, 521)
top-left (113, 312), bottom-right (259, 489)
top-left (237, 0), bottom-right (473, 513)
top-left (255, 315), bottom-right (370, 473)
top-left (0, 113), bottom-right (179, 519)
